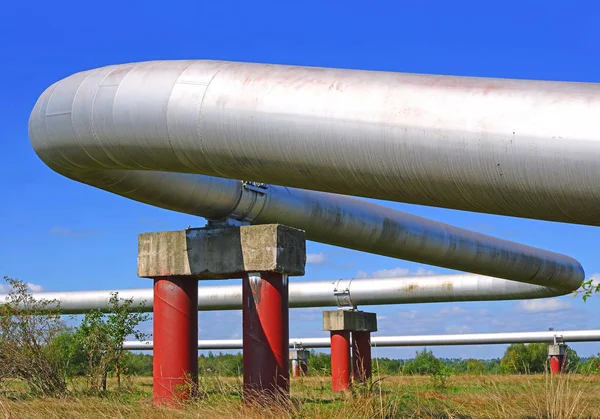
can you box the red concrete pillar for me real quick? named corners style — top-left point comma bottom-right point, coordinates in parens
top-left (291, 360), bottom-right (300, 378)
top-left (549, 344), bottom-right (566, 374)
top-left (243, 272), bottom-right (289, 402)
top-left (300, 360), bottom-right (308, 375)
top-left (153, 277), bottom-right (198, 406)
top-left (330, 331), bottom-right (351, 392)
top-left (550, 355), bottom-right (564, 374)
top-left (352, 331), bottom-right (372, 383)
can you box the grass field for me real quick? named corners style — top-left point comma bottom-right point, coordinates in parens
top-left (1, 374), bottom-right (600, 418)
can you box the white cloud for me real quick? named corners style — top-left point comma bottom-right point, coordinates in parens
top-left (0, 282), bottom-right (44, 293)
top-left (445, 325), bottom-right (472, 334)
top-left (27, 283), bottom-right (44, 292)
top-left (517, 298), bottom-right (572, 313)
top-left (306, 253), bottom-right (327, 264)
top-left (439, 306), bottom-right (470, 317)
top-left (356, 266), bottom-right (436, 279)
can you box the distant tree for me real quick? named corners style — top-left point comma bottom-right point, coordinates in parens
top-left (120, 352), bottom-right (153, 376)
top-left (373, 357), bottom-right (405, 375)
top-left (483, 359), bottom-right (502, 374)
top-left (198, 352), bottom-right (243, 377)
top-left (445, 359), bottom-right (467, 374)
top-left (403, 348), bottom-right (444, 375)
top-left (501, 343), bottom-right (548, 374)
top-left (75, 293), bottom-right (149, 392)
top-left (466, 358), bottom-right (485, 375)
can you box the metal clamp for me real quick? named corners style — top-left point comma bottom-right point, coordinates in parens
top-left (243, 181), bottom-right (268, 194)
top-left (333, 278), bottom-right (355, 309)
top-left (553, 334), bottom-right (565, 345)
top-left (229, 181), bottom-right (269, 223)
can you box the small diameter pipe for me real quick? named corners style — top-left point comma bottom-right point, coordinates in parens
top-left (123, 329), bottom-right (600, 350)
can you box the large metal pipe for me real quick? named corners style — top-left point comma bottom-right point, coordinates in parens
top-left (0, 274), bottom-right (571, 314)
top-left (28, 61), bottom-right (587, 289)
top-left (122, 330), bottom-right (600, 350)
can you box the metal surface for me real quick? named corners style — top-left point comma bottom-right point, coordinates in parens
top-left (122, 329), bottom-right (600, 350)
top-left (27, 60), bottom-right (588, 289)
top-left (152, 278), bottom-right (198, 405)
top-left (242, 272), bottom-right (289, 399)
top-left (330, 331), bottom-right (351, 392)
top-left (0, 274), bottom-right (574, 314)
top-left (352, 331), bottom-right (372, 383)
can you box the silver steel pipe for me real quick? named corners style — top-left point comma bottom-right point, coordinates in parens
top-left (122, 329), bottom-right (600, 350)
top-left (29, 60), bottom-right (600, 225)
top-left (0, 274), bottom-right (569, 314)
top-left (28, 61), bottom-right (587, 289)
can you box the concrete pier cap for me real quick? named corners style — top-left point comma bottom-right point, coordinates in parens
top-left (290, 349), bottom-right (311, 361)
top-left (138, 224), bottom-right (306, 279)
top-left (548, 344), bottom-right (567, 357)
top-left (323, 309), bottom-right (378, 332)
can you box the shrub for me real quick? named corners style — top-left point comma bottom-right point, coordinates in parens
top-left (0, 276), bottom-right (68, 396)
top-left (75, 293), bottom-right (149, 393)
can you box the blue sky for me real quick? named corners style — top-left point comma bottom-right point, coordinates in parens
top-left (1, 0), bottom-right (599, 359)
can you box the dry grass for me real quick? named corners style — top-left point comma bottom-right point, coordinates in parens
top-left (1, 374), bottom-right (600, 418)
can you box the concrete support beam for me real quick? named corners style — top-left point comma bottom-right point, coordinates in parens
top-left (139, 224), bottom-right (306, 406)
top-left (323, 310), bottom-right (377, 391)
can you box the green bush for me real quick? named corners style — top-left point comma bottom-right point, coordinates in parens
top-left (466, 358), bottom-right (485, 375)
top-left (307, 351), bottom-right (331, 376)
top-left (403, 348), bottom-right (444, 375)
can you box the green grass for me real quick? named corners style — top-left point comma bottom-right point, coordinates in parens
top-left (2, 374), bottom-right (600, 418)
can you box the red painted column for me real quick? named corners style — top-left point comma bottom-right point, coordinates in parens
top-left (330, 331), bottom-right (351, 392)
top-left (352, 331), bottom-right (372, 383)
top-left (291, 360), bottom-right (300, 378)
top-left (243, 272), bottom-right (289, 402)
top-left (550, 356), bottom-right (564, 374)
top-left (153, 277), bottom-right (198, 406)
top-left (300, 361), bottom-right (308, 376)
